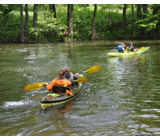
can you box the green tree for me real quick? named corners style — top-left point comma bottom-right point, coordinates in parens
top-left (0, 4), bottom-right (17, 27)
top-left (137, 4), bottom-right (142, 19)
top-left (136, 5), bottom-right (160, 32)
top-left (122, 4), bottom-right (127, 30)
top-left (1, 4), bottom-right (160, 43)
top-left (91, 4), bottom-right (97, 41)
top-left (132, 4), bottom-right (136, 38)
top-left (142, 4), bottom-right (148, 18)
top-left (52, 4), bottom-right (56, 18)
top-left (67, 4), bottom-right (73, 39)
top-left (25, 4), bottom-right (29, 42)
top-left (29, 8), bottom-right (67, 43)
top-left (33, 4), bottom-right (38, 28)
top-left (20, 4), bottom-right (25, 43)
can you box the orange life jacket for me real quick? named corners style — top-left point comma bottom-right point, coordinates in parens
top-left (46, 76), bottom-right (74, 96)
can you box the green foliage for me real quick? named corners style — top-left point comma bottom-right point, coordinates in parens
top-left (136, 14), bottom-right (158, 31)
top-left (139, 21), bottom-right (158, 31)
top-left (0, 5), bottom-right (20, 42)
top-left (0, 4), bottom-right (160, 43)
top-left (0, 4), bottom-right (17, 14)
top-left (73, 5), bottom-right (93, 40)
top-left (29, 9), bottom-right (67, 42)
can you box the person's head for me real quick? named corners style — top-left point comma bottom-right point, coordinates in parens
top-left (129, 42), bottom-right (134, 47)
top-left (63, 66), bottom-right (70, 75)
top-left (129, 42), bottom-right (133, 45)
top-left (120, 42), bottom-right (126, 48)
top-left (58, 69), bottom-right (65, 78)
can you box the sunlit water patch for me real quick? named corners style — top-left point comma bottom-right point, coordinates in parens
top-left (2, 100), bottom-right (36, 109)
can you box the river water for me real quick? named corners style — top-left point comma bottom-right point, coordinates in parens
top-left (0, 41), bottom-right (160, 136)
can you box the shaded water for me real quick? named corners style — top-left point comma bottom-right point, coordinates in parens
top-left (0, 41), bottom-right (160, 136)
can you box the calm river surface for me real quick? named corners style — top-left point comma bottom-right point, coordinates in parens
top-left (0, 41), bottom-right (160, 136)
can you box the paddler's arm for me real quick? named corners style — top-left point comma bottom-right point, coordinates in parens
top-left (70, 80), bottom-right (79, 87)
top-left (66, 89), bottom-right (74, 96)
top-left (46, 80), bottom-right (56, 91)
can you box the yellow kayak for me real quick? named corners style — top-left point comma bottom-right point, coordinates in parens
top-left (107, 47), bottom-right (150, 57)
top-left (41, 83), bottom-right (84, 109)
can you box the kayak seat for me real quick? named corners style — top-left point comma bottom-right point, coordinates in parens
top-left (52, 86), bottom-right (70, 94)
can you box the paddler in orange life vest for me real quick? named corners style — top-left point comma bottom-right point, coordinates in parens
top-left (46, 69), bottom-right (74, 96)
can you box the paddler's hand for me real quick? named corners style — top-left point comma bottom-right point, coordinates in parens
top-left (43, 83), bottom-right (48, 86)
top-left (82, 71), bottom-right (85, 74)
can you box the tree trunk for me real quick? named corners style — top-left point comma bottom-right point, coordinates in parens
top-left (153, 4), bottom-right (160, 15)
top-left (142, 4), bottom-right (148, 35)
top-left (49, 4), bottom-right (52, 11)
top-left (56, 5), bottom-right (58, 11)
top-left (137, 4), bottom-right (142, 19)
top-left (20, 4), bottom-right (25, 43)
top-left (91, 4), bottom-right (97, 41)
top-left (2, 12), bottom-right (7, 28)
top-left (25, 4), bottom-right (28, 42)
top-left (132, 4), bottom-right (136, 38)
top-left (67, 4), bottom-right (74, 38)
top-left (52, 4), bottom-right (56, 18)
top-left (33, 4), bottom-right (38, 28)
top-left (122, 4), bottom-right (127, 31)
top-left (132, 5), bottom-right (134, 22)
top-left (142, 4), bottom-right (148, 18)
top-left (49, 4), bottom-right (56, 18)
top-left (143, 4), bottom-right (148, 14)
top-left (108, 16), bottom-right (113, 29)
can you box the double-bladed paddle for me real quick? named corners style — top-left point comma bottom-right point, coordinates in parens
top-left (24, 65), bottom-right (100, 92)
top-left (24, 77), bottom-right (88, 91)
top-left (82, 65), bottom-right (101, 74)
top-left (24, 82), bottom-right (47, 91)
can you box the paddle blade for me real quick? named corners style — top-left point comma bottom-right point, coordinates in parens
top-left (85, 65), bottom-right (101, 73)
top-left (24, 82), bottom-right (46, 91)
top-left (75, 77), bottom-right (88, 83)
top-left (139, 47), bottom-right (146, 50)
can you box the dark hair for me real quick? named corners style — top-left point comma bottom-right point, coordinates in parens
top-left (129, 42), bottom-right (133, 45)
top-left (63, 66), bottom-right (70, 73)
top-left (58, 69), bottom-right (65, 77)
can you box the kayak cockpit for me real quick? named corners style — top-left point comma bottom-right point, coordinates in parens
top-left (41, 86), bottom-right (72, 103)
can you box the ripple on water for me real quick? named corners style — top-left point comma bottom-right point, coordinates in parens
top-left (141, 108), bottom-right (160, 113)
top-left (128, 123), bottom-right (149, 129)
top-left (2, 100), bottom-right (35, 109)
top-left (137, 114), bottom-right (159, 119)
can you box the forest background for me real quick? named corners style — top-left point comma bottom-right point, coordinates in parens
top-left (0, 4), bottom-right (160, 43)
